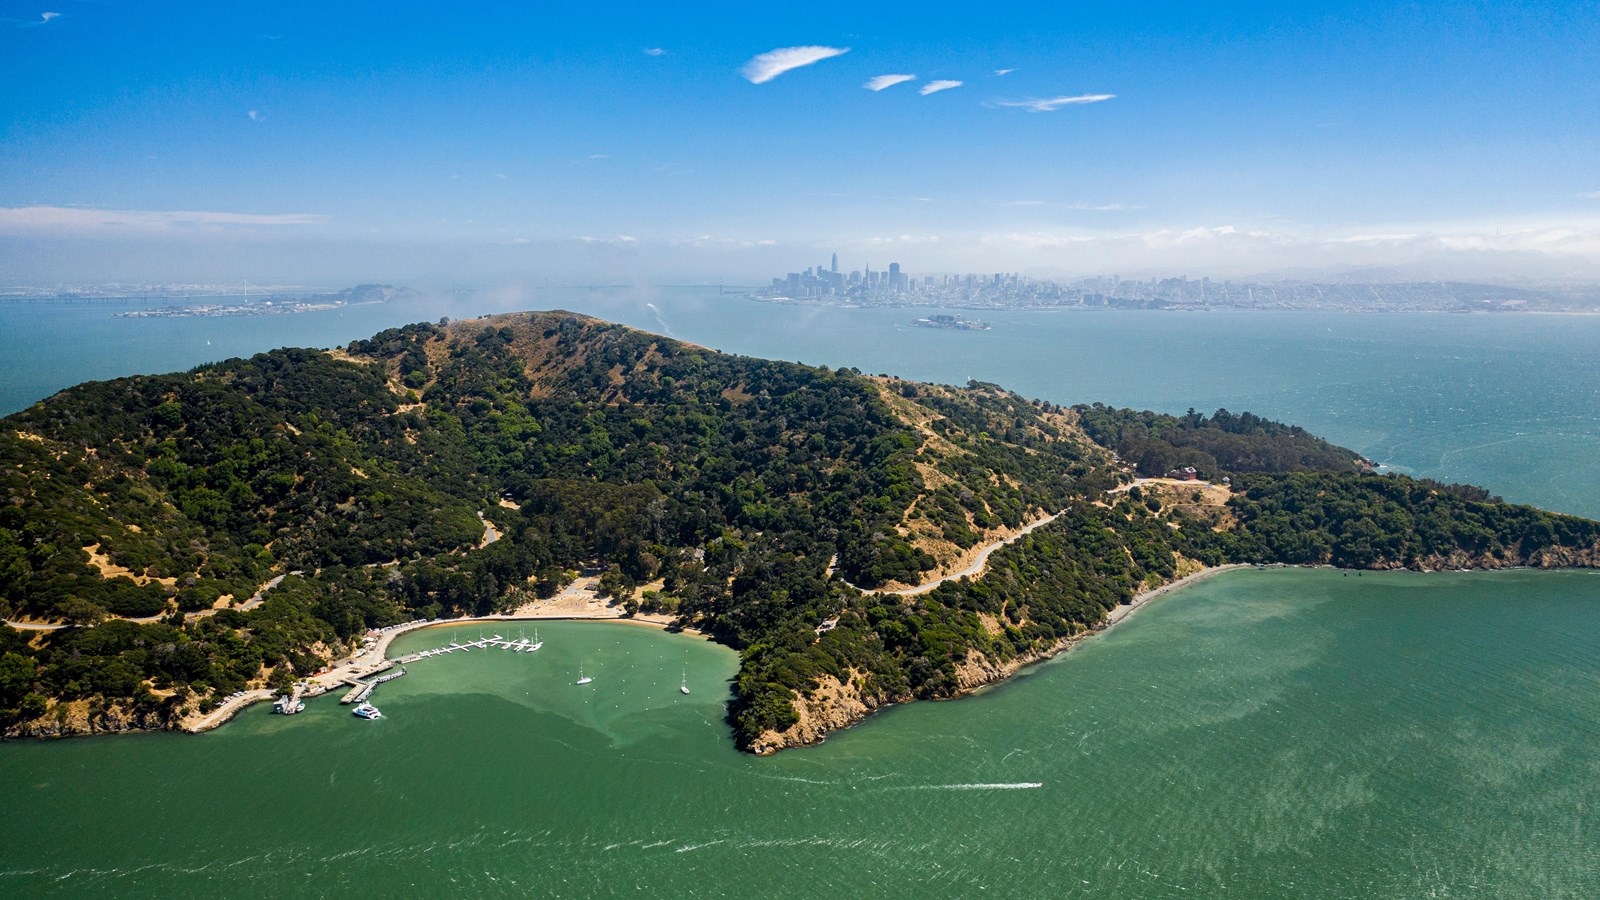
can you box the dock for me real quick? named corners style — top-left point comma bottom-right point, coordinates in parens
top-left (332, 629), bottom-right (545, 705)
top-left (339, 680), bottom-right (375, 705)
top-left (396, 632), bottom-right (545, 663)
top-left (339, 666), bottom-right (407, 704)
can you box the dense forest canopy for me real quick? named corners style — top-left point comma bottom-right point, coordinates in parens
top-left (3, 311), bottom-right (1597, 747)
top-left (1074, 403), bottom-right (1367, 478)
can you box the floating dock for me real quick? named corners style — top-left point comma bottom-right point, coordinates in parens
top-left (339, 667), bottom-right (406, 704)
top-left (397, 633), bottom-right (543, 663)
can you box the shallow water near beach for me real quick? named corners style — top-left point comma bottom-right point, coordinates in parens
top-left (4, 571), bottom-right (1600, 897)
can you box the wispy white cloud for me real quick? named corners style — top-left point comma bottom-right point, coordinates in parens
top-left (1005, 200), bottom-right (1045, 206)
top-left (859, 234), bottom-right (942, 246)
top-left (587, 153), bottom-right (610, 159)
top-left (247, 109), bottom-right (262, 122)
top-left (1578, 191), bottom-right (1600, 200)
top-left (0, 206), bottom-right (329, 234)
top-left (1327, 233), bottom-right (1420, 244)
top-left (577, 234), bottom-right (638, 244)
top-left (971, 222), bottom-right (1600, 274)
top-left (643, 47), bottom-right (666, 56)
top-left (994, 68), bottom-right (1016, 76)
top-left (995, 93), bottom-right (1116, 112)
top-left (668, 235), bottom-right (779, 249)
top-left (864, 74), bottom-right (916, 92)
top-left (741, 45), bottom-right (850, 84)
top-left (11, 10), bottom-right (60, 27)
top-left (980, 225), bottom-right (1252, 251)
top-left (1067, 202), bottom-right (1145, 211)
top-left (919, 80), bottom-right (963, 96)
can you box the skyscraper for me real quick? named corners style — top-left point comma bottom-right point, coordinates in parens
top-left (831, 253), bottom-right (838, 274)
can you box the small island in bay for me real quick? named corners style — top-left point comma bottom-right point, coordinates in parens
top-left (114, 284), bottom-right (405, 319)
top-left (911, 314), bottom-right (990, 331)
top-left (3, 311), bottom-right (1598, 751)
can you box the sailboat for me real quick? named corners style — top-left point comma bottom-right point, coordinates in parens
top-left (680, 666), bottom-right (690, 695)
top-left (529, 628), bottom-right (542, 652)
top-left (575, 662), bottom-right (593, 685)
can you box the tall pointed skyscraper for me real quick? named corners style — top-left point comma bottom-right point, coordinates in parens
top-left (831, 252), bottom-right (838, 274)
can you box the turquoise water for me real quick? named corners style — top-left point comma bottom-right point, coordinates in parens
top-left (3, 573), bottom-right (1599, 896)
top-left (3, 292), bottom-right (1600, 895)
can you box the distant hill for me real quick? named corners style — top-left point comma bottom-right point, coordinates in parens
top-left (3, 311), bottom-right (1598, 749)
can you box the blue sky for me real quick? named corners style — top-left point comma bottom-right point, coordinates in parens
top-left (2, 1), bottom-right (1599, 284)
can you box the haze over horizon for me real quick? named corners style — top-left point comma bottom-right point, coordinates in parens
top-left (3, 1), bottom-right (1599, 285)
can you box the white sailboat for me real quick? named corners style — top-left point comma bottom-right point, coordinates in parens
top-left (575, 662), bottom-right (593, 685)
top-left (529, 628), bottom-right (543, 652)
top-left (680, 666), bottom-right (690, 695)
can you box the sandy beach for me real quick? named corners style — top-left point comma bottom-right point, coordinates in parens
top-left (182, 561), bottom-right (1248, 734)
top-left (1107, 564), bottom-right (1251, 627)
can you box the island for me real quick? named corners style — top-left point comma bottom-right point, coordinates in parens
top-left (911, 314), bottom-right (990, 331)
top-left (113, 284), bottom-right (405, 318)
top-left (3, 310), bottom-right (1598, 751)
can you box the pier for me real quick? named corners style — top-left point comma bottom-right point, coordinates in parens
top-left (339, 665), bottom-right (406, 704)
top-left (273, 683), bottom-right (310, 714)
top-left (339, 680), bottom-right (375, 705)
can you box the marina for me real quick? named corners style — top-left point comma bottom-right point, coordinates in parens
top-left (298, 626), bottom-right (561, 718)
top-left (394, 629), bottom-right (544, 664)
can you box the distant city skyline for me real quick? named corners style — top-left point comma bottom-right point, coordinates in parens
top-left (755, 253), bottom-right (1600, 311)
top-left (3, 2), bottom-right (1600, 284)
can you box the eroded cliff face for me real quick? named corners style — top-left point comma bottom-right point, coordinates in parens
top-left (5, 699), bottom-right (181, 739)
top-left (1378, 543), bottom-right (1600, 572)
top-left (750, 638), bottom-right (1092, 754)
top-left (749, 672), bottom-right (879, 756)
top-left (1527, 545), bottom-right (1600, 568)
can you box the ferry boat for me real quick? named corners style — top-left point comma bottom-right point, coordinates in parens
top-left (352, 702), bottom-right (382, 720)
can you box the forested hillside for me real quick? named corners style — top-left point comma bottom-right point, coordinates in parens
top-left (1074, 403), bottom-right (1367, 477)
top-left (3, 311), bottom-right (1597, 748)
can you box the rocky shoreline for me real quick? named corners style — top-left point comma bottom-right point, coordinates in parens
top-left (748, 563), bottom-right (1247, 755)
top-left (4, 698), bottom-right (183, 740)
top-left (747, 551), bottom-right (1600, 755)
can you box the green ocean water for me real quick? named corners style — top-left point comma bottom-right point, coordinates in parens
top-left (3, 573), bottom-right (1600, 897)
top-left (4, 291), bottom-right (1600, 895)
